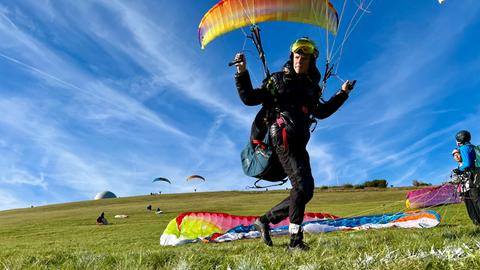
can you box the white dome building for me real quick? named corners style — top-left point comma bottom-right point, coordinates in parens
top-left (94, 191), bottom-right (117, 200)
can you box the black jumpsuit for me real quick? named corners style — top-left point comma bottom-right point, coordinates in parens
top-left (235, 61), bottom-right (349, 225)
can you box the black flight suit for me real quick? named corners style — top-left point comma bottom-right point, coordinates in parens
top-left (235, 61), bottom-right (349, 226)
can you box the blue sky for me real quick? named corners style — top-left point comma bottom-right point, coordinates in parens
top-left (0, 0), bottom-right (479, 211)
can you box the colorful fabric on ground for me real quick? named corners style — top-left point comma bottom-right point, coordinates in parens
top-left (160, 210), bottom-right (440, 246)
top-left (406, 184), bottom-right (461, 209)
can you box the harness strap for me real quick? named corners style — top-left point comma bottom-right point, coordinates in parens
top-left (251, 139), bottom-right (266, 150)
top-left (282, 127), bottom-right (288, 152)
top-left (276, 116), bottom-right (284, 126)
top-left (302, 106), bottom-right (309, 114)
top-left (247, 178), bottom-right (288, 189)
top-left (275, 116), bottom-right (289, 151)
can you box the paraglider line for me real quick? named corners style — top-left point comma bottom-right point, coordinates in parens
top-left (331, 0), bottom-right (375, 75)
top-left (354, 0), bottom-right (373, 14)
top-left (329, 0), bottom-right (348, 63)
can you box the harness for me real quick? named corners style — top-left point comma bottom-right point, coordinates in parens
top-left (264, 72), bottom-right (321, 135)
top-left (451, 169), bottom-right (479, 196)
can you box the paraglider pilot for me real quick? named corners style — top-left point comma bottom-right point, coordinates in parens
top-left (452, 130), bottom-right (480, 225)
top-left (234, 38), bottom-right (355, 250)
top-left (96, 212), bottom-right (108, 225)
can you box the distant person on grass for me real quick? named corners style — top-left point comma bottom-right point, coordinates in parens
top-left (96, 212), bottom-right (108, 225)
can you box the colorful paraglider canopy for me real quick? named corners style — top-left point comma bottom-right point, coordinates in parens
top-left (405, 184), bottom-right (461, 209)
top-left (198, 0), bottom-right (339, 49)
top-left (153, 177), bottom-right (171, 184)
top-left (160, 210), bottom-right (441, 246)
top-left (186, 175), bottom-right (206, 182)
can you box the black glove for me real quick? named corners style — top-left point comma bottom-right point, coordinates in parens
top-left (452, 168), bottom-right (462, 175)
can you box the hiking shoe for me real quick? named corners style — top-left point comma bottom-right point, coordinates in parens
top-left (253, 218), bottom-right (273, 246)
top-left (288, 240), bottom-right (310, 252)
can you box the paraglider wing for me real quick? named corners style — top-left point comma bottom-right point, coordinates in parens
top-left (198, 0), bottom-right (339, 49)
top-left (186, 175), bottom-right (206, 182)
top-left (160, 210), bottom-right (440, 246)
top-left (405, 184), bottom-right (461, 209)
top-left (153, 177), bottom-right (171, 184)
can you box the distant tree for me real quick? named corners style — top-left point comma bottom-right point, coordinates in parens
top-left (363, 179), bottom-right (388, 188)
top-left (343, 183), bottom-right (354, 189)
top-left (354, 184), bottom-right (365, 189)
top-left (412, 180), bottom-right (432, 187)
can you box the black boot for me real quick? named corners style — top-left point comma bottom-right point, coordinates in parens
top-left (253, 218), bottom-right (273, 246)
top-left (288, 230), bottom-right (309, 251)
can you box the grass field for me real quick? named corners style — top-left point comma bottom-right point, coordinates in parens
top-left (1, 188), bottom-right (480, 269)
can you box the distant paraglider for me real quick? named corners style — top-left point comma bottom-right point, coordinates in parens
top-left (186, 175), bottom-right (205, 192)
top-left (186, 175), bottom-right (206, 182)
top-left (153, 177), bottom-right (171, 184)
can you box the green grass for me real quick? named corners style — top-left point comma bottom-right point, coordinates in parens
top-left (1, 188), bottom-right (480, 269)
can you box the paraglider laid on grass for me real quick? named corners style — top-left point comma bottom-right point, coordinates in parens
top-left (405, 184), bottom-right (461, 209)
top-left (160, 210), bottom-right (441, 246)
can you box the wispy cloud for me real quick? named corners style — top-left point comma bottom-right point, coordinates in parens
top-left (0, 169), bottom-right (47, 189)
top-left (0, 189), bottom-right (24, 210)
top-left (86, 0), bottom-right (253, 127)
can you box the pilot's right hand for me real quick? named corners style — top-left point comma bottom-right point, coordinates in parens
top-left (234, 53), bottom-right (246, 73)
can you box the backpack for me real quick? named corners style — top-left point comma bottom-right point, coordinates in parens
top-left (475, 145), bottom-right (480, 168)
top-left (240, 129), bottom-right (287, 187)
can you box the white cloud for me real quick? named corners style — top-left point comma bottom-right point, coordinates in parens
top-left (86, 0), bottom-right (253, 128)
top-left (1, 169), bottom-right (47, 189)
top-left (0, 189), bottom-right (26, 210)
top-left (0, 6), bottom-right (190, 138)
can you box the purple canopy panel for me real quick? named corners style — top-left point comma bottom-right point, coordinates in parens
top-left (406, 184), bottom-right (461, 209)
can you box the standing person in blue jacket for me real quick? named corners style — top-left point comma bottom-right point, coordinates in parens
top-left (453, 130), bottom-right (480, 225)
top-left (233, 38), bottom-right (355, 250)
